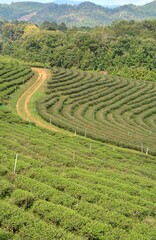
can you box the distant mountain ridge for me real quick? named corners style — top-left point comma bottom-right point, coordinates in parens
top-left (53, 0), bottom-right (82, 4)
top-left (0, 1), bottom-right (156, 26)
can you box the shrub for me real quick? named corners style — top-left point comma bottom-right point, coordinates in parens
top-left (0, 229), bottom-right (13, 240)
top-left (0, 179), bottom-right (15, 198)
top-left (11, 189), bottom-right (34, 209)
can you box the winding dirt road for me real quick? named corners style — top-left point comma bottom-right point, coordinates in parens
top-left (16, 68), bottom-right (60, 132)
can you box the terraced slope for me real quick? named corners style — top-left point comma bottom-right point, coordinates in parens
top-left (0, 60), bottom-right (156, 239)
top-left (0, 108), bottom-right (156, 239)
top-left (38, 68), bottom-right (156, 155)
top-left (0, 60), bottom-right (33, 105)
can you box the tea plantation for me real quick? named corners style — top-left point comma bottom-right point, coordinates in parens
top-left (38, 68), bottom-right (156, 155)
top-left (0, 59), bottom-right (33, 105)
top-left (0, 60), bottom-right (156, 239)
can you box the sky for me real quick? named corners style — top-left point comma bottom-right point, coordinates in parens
top-left (0, 0), bottom-right (153, 6)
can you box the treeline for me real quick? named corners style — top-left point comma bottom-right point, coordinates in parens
top-left (0, 19), bottom-right (156, 81)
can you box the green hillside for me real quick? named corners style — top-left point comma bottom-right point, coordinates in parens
top-left (38, 68), bottom-right (156, 155)
top-left (0, 1), bottom-right (156, 26)
top-left (0, 57), bottom-right (33, 105)
top-left (0, 57), bottom-right (156, 240)
top-left (31, 1), bottom-right (156, 26)
top-left (0, 2), bottom-right (44, 20)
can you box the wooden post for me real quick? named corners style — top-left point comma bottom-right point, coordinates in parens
top-left (50, 118), bottom-right (52, 124)
top-left (14, 154), bottom-right (18, 174)
top-left (146, 147), bottom-right (149, 156)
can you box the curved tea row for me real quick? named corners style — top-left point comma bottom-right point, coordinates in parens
top-left (38, 68), bottom-right (156, 155)
top-left (0, 61), bottom-right (33, 104)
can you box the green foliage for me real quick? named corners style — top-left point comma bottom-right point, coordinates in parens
top-left (15, 175), bottom-right (76, 207)
top-left (0, 108), bottom-right (25, 124)
top-left (0, 20), bottom-right (155, 81)
top-left (0, 200), bottom-right (78, 239)
top-left (11, 189), bottom-right (34, 209)
top-left (0, 164), bottom-right (8, 176)
top-left (0, 56), bottom-right (33, 104)
top-left (0, 229), bottom-right (13, 240)
top-left (0, 179), bottom-right (15, 198)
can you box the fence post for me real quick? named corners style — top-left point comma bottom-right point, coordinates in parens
top-left (14, 154), bottom-right (18, 174)
top-left (90, 143), bottom-right (92, 151)
top-left (146, 147), bottom-right (149, 156)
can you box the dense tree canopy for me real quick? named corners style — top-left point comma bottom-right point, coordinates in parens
top-left (0, 19), bottom-right (156, 81)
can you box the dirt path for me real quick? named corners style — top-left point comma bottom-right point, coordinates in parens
top-left (16, 67), bottom-right (61, 132)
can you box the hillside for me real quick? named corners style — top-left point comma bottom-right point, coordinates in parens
top-left (31, 1), bottom-right (156, 26)
top-left (0, 1), bottom-right (156, 26)
top-left (0, 57), bottom-right (33, 105)
top-left (0, 59), bottom-right (156, 239)
top-left (38, 68), bottom-right (156, 155)
top-left (0, 2), bottom-right (44, 20)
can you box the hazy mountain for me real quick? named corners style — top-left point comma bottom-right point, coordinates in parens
top-left (0, 2), bottom-right (45, 20)
top-left (53, 0), bottom-right (120, 8)
top-left (53, 0), bottom-right (82, 4)
top-left (0, 1), bottom-right (155, 26)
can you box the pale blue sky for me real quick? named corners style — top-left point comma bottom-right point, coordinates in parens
top-left (0, 0), bottom-right (153, 6)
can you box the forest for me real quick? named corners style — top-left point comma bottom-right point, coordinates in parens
top-left (0, 19), bottom-right (156, 81)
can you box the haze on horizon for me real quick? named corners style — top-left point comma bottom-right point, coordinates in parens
top-left (0, 0), bottom-right (153, 6)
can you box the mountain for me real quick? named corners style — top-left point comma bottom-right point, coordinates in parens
top-left (0, 2), bottom-right (44, 20)
top-left (30, 0), bottom-right (156, 26)
top-left (52, 0), bottom-right (119, 7)
top-left (53, 0), bottom-right (82, 4)
top-left (0, 1), bottom-right (155, 26)
top-left (141, 0), bottom-right (156, 11)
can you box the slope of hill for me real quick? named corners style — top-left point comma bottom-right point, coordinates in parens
top-left (31, 1), bottom-right (156, 26)
top-left (0, 57), bottom-right (33, 105)
top-left (0, 1), bottom-right (156, 26)
top-left (141, 0), bottom-right (156, 11)
top-left (0, 59), bottom-right (156, 239)
top-left (38, 68), bottom-right (156, 155)
top-left (0, 2), bottom-right (44, 20)
top-left (53, 0), bottom-right (82, 4)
